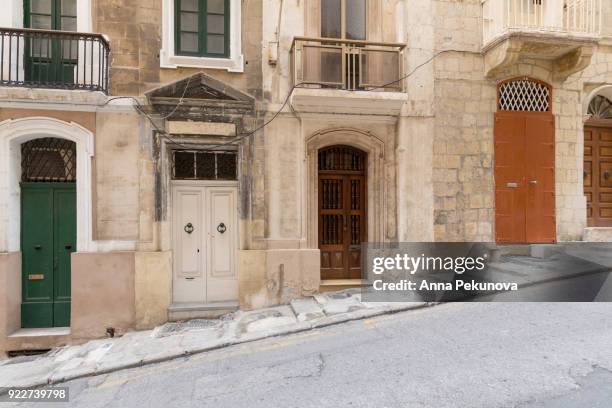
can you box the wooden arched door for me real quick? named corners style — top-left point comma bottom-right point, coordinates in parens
top-left (318, 145), bottom-right (367, 280)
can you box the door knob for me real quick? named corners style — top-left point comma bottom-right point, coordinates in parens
top-left (184, 223), bottom-right (194, 234)
top-left (217, 223), bottom-right (227, 234)
top-left (34, 245), bottom-right (41, 250)
top-left (529, 180), bottom-right (538, 185)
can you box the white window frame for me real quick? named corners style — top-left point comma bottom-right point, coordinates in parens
top-left (161, 0), bottom-right (244, 72)
top-left (0, 0), bottom-right (92, 31)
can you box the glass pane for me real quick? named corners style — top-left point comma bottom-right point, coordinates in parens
top-left (31, 15), bottom-right (53, 30)
top-left (62, 39), bottom-right (78, 59)
top-left (346, 0), bottom-right (366, 40)
top-left (216, 153), bottom-right (237, 180)
top-left (207, 0), bottom-right (225, 14)
top-left (61, 0), bottom-right (77, 16)
top-left (195, 153), bottom-right (216, 179)
top-left (181, 12), bottom-right (199, 32)
top-left (207, 15), bottom-right (225, 34)
top-left (321, 0), bottom-right (341, 38)
top-left (31, 0), bottom-right (52, 14)
top-left (206, 35), bottom-right (225, 54)
top-left (181, 0), bottom-right (199, 12)
top-left (180, 33), bottom-right (199, 53)
top-left (61, 16), bottom-right (77, 31)
top-left (174, 152), bottom-right (195, 179)
top-left (31, 38), bottom-right (51, 58)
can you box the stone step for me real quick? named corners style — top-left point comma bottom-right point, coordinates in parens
top-left (319, 279), bottom-right (369, 293)
top-left (168, 301), bottom-right (239, 321)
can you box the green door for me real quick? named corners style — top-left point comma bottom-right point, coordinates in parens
top-left (21, 183), bottom-right (76, 328)
top-left (24, 0), bottom-right (77, 85)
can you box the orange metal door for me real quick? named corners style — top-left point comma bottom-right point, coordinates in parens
top-left (494, 112), bottom-right (556, 243)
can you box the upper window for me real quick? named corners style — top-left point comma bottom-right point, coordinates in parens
top-left (25, 0), bottom-right (77, 31)
top-left (321, 0), bottom-right (366, 40)
top-left (175, 0), bottom-right (229, 57)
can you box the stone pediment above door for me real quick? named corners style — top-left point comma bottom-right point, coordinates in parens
top-left (145, 73), bottom-right (254, 116)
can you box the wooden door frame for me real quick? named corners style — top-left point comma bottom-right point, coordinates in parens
top-left (20, 182), bottom-right (75, 328)
top-left (317, 145), bottom-right (368, 280)
top-left (584, 120), bottom-right (612, 227)
top-left (170, 179), bottom-right (239, 303)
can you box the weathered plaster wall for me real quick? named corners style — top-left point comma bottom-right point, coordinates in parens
top-left (134, 251), bottom-right (172, 329)
top-left (95, 0), bottom-right (263, 97)
top-left (71, 252), bottom-right (136, 340)
top-left (94, 112), bottom-right (142, 241)
top-left (0, 252), bottom-right (20, 357)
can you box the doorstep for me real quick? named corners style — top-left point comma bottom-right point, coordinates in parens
top-left (320, 279), bottom-right (370, 293)
top-left (168, 301), bottom-right (239, 321)
top-left (8, 327), bottom-right (70, 338)
top-left (583, 227), bottom-right (612, 242)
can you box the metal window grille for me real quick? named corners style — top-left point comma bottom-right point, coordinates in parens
top-left (21, 138), bottom-right (76, 182)
top-left (588, 95), bottom-right (612, 120)
top-left (172, 150), bottom-right (237, 180)
top-left (498, 79), bottom-right (551, 112)
top-left (318, 146), bottom-right (366, 172)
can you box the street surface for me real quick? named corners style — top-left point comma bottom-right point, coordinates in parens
top-left (7, 302), bottom-right (612, 408)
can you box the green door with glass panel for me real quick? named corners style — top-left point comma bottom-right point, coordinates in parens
top-left (21, 183), bottom-right (75, 328)
top-left (24, 0), bottom-right (77, 85)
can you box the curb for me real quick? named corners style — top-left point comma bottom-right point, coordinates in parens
top-left (2, 302), bottom-right (433, 391)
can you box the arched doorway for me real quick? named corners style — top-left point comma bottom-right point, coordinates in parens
top-left (494, 77), bottom-right (556, 243)
top-left (318, 145), bottom-right (367, 280)
top-left (20, 137), bottom-right (76, 328)
top-left (584, 94), bottom-right (612, 227)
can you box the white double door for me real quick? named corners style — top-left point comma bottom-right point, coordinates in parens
top-left (172, 183), bottom-right (238, 303)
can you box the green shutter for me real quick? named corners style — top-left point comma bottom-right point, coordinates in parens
top-left (175, 0), bottom-right (230, 57)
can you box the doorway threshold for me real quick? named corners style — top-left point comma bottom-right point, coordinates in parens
top-left (8, 327), bottom-right (70, 338)
top-left (320, 279), bottom-right (369, 293)
top-left (168, 301), bottom-right (239, 321)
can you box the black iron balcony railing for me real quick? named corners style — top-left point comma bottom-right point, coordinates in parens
top-left (0, 27), bottom-right (110, 93)
top-left (290, 37), bottom-right (405, 92)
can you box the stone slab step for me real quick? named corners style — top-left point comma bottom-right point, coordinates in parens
top-left (168, 301), bottom-right (239, 321)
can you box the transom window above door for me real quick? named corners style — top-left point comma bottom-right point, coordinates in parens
top-left (175, 0), bottom-right (229, 57)
top-left (172, 150), bottom-right (237, 180)
top-left (321, 0), bottom-right (366, 40)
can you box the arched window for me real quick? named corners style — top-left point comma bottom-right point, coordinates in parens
top-left (587, 95), bottom-right (612, 120)
top-left (21, 137), bottom-right (76, 182)
top-left (498, 78), bottom-right (551, 112)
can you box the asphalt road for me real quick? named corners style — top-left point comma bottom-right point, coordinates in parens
top-left (7, 303), bottom-right (612, 408)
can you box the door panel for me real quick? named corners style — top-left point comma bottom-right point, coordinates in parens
top-left (172, 188), bottom-right (204, 303)
top-left (319, 175), bottom-right (348, 279)
top-left (21, 185), bottom-right (54, 328)
top-left (525, 115), bottom-right (556, 243)
top-left (206, 188), bottom-right (238, 302)
top-left (495, 112), bottom-right (556, 243)
top-left (494, 113), bottom-right (527, 243)
top-left (585, 125), bottom-right (612, 227)
top-left (53, 187), bottom-right (75, 327)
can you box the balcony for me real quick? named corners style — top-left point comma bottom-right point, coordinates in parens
top-left (0, 28), bottom-right (110, 94)
top-left (481, 0), bottom-right (602, 80)
top-left (289, 37), bottom-right (407, 116)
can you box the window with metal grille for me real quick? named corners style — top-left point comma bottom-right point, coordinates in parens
top-left (588, 95), bottom-right (612, 120)
top-left (498, 78), bottom-right (551, 112)
top-left (21, 138), bottom-right (76, 182)
top-left (318, 145), bottom-right (366, 172)
top-left (172, 150), bottom-right (237, 180)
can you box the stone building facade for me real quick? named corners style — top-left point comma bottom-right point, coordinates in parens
top-left (0, 0), bottom-right (611, 356)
